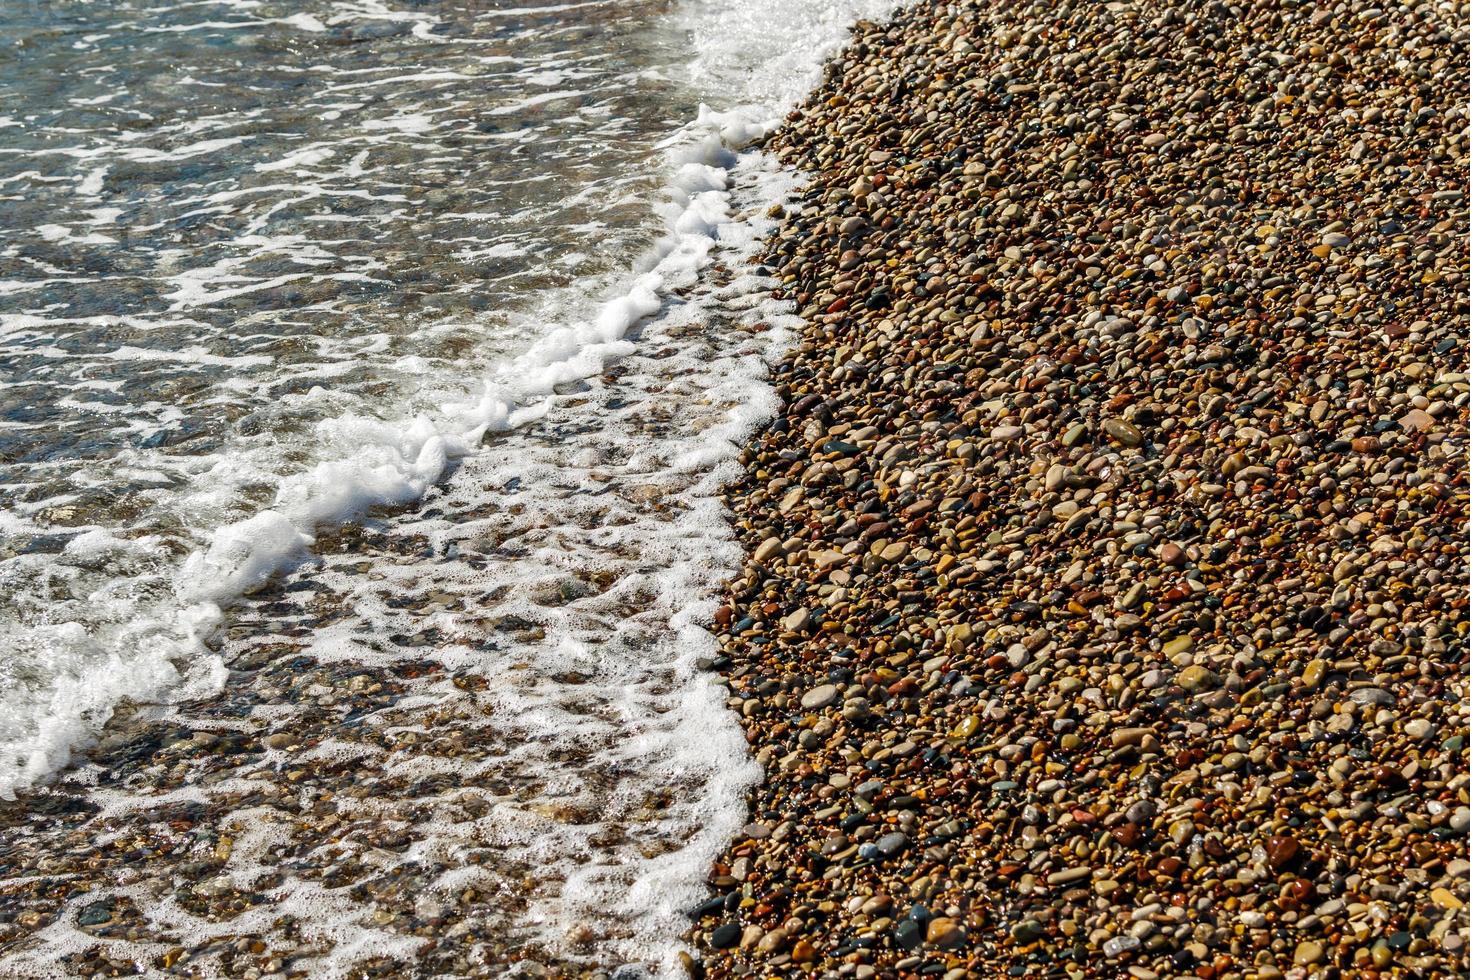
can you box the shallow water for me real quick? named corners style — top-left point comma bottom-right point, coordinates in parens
top-left (0, 161), bottom-right (800, 975)
top-left (0, 0), bottom-right (706, 792)
top-left (0, 0), bottom-right (895, 970)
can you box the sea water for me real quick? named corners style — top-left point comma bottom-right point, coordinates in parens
top-left (0, 0), bottom-right (893, 973)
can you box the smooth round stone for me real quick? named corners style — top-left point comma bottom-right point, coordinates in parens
top-left (1302, 658), bottom-right (1328, 689)
top-left (710, 922), bottom-right (741, 948)
top-left (926, 917), bottom-right (966, 948)
top-left (753, 537), bottom-right (783, 563)
top-left (1295, 940), bottom-right (1325, 966)
top-left (1267, 834), bottom-right (1300, 870)
top-left (801, 684), bottom-right (839, 709)
top-left (1125, 800), bottom-right (1157, 824)
top-left (1178, 665), bottom-right (1217, 691)
top-left (1103, 418), bottom-right (1144, 447)
top-left (1405, 719), bottom-right (1435, 740)
top-left (1349, 687), bottom-right (1394, 707)
top-left (876, 832), bottom-right (909, 856)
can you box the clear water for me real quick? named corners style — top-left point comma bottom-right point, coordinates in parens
top-left (2, 0), bottom-right (691, 493)
top-left (0, 0), bottom-right (895, 971)
top-left (0, 0), bottom-right (710, 790)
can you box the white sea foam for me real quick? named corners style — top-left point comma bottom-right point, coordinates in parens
top-left (679, 0), bottom-right (898, 107)
top-left (163, 100), bottom-right (774, 640)
top-left (0, 159), bottom-right (807, 975)
top-left (155, 0), bottom-right (905, 654)
top-left (0, 14), bottom-right (894, 977)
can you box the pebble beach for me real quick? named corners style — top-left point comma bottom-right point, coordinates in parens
top-left (693, 1), bottom-right (1470, 978)
top-left (5, 0), bottom-right (1470, 977)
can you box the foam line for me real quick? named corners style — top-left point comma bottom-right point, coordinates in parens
top-left (0, 0), bottom-right (901, 809)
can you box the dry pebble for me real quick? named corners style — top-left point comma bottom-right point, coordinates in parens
top-left (693, 0), bottom-right (1470, 977)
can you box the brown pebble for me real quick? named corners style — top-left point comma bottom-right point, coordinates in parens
top-left (1267, 835), bottom-right (1301, 871)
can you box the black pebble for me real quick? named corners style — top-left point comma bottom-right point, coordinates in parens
top-left (894, 919), bottom-right (923, 951)
top-left (710, 922), bottom-right (741, 949)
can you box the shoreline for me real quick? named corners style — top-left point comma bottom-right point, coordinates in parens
top-left (0, 161), bottom-right (796, 979)
top-left (0, 0), bottom-right (892, 971)
top-left (694, 0), bottom-right (1470, 977)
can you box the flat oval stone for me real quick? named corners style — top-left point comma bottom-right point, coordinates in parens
top-left (876, 831), bottom-right (909, 856)
top-left (709, 922), bottom-right (741, 948)
top-left (1049, 866), bottom-right (1093, 885)
top-left (1432, 887), bottom-right (1464, 911)
top-left (926, 916), bottom-right (966, 948)
top-left (801, 684), bottom-right (839, 709)
top-left (1178, 665), bottom-right (1217, 691)
top-left (1103, 418), bottom-right (1144, 447)
top-left (781, 607), bottom-right (812, 632)
top-left (1302, 658), bottom-right (1327, 689)
top-left (1295, 940), bottom-right (1325, 965)
top-left (950, 714), bottom-right (980, 739)
top-left (1163, 635), bottom-right (1194, 657)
